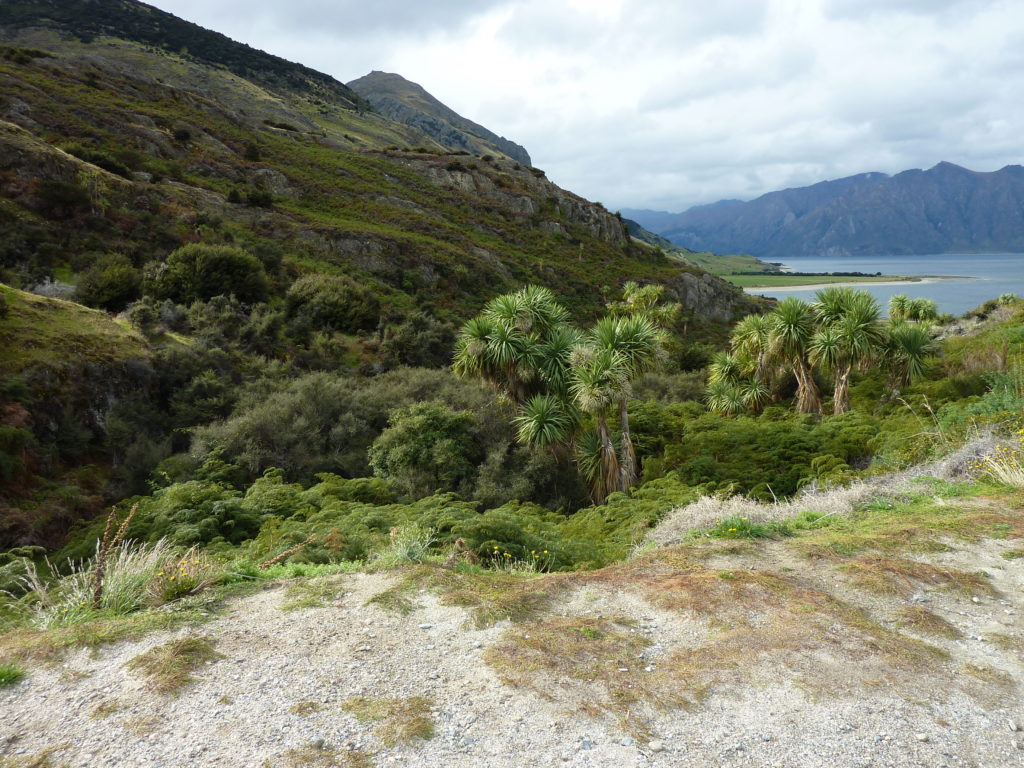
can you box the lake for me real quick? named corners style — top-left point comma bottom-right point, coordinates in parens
top-left (742, 253), bottom-right (1024, 316)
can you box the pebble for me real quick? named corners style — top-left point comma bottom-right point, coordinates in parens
top-left (649, 740), bottom-right (665, 753)
top-left (418, 623), bottom-right (433, 629)
top-left (621, 737), bottom-right (635, 746)
top-left (915, 733), bottom-right (929, 742)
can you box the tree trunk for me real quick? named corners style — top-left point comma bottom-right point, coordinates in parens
top-left (597, 413), bottom-right (620, 503)
top-left (617, 398), bottom-right (637, 491)
top-left (833, 365), bottom-right (852, 414)
top-left (794, 360), bottom-right (821, 414)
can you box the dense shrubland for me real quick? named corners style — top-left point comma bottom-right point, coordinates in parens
top-left (1, 281), bottom-right (1022, 644)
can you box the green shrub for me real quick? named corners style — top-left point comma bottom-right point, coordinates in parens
top-left (285, 274), bottom-right (380, 335)
top-left (0, 426), bottom-right (31, 482)
top-left (147, 244), bottom-right (269, 304)
top-left (369, 403), bottom-right (482, 499)
top-left (35, 179), bottom-right (91, 219)
top-left (73, 254), bottom-right (142, 310)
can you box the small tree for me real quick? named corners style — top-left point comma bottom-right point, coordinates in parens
top-left (147, 244), bottom-right (269, 304)
top-left (368, 403), bottom-right (481, 499)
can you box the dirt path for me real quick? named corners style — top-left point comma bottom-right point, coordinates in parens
top-left (2, 528), bottom-right (1022, 768)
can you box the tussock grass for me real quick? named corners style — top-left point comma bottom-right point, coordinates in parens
top-left (125, 635), bottom-right (223, 694)
top-left (0, 582), bottom-right (254, 664)
top-left (649, 483), bottom-right (883, 547)
top-left (341, 695), bottom-right (434, 746)
top-left (15, 540), bottom-right (220, 630)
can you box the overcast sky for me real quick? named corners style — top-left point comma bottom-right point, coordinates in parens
top-left (147, 0), bottom-right (1024, 212)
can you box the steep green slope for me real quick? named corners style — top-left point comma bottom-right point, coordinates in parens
top-left (0, 1), bottom-right (763, 550)
top-left (0, 28), bottom-right (758, 323)
top-left (0, 283), bottom-right (148, 373)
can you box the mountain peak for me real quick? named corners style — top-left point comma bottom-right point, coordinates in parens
top-left (348, 71), bottom-right (532, 166)
top-left (632, 163), bottom-right (1024, 258)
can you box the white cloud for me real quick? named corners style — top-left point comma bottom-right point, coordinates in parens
top-left (148, 0), bottom-right (1024, 210)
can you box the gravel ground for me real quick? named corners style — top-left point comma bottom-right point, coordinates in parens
top-left (1, 530), bottom-right (1022, 768)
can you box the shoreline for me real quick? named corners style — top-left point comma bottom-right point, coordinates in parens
top-left (741, 275), bottom-right (977, 292)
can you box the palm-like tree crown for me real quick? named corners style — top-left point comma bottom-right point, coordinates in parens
top-left (769, 297), bottom-right (817, 359)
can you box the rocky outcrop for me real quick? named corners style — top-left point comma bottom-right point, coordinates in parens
top-left (406, 156), bottom-right (628, 246)
top-left (665, 270), bottom-right (764, 322)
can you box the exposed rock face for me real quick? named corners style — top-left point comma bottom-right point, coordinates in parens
top-left (665, 270), bottom-right (761, 323)
top-left (406, 157), bottom-right (627, 246)
top-left (631, 163), bottom-right (1024, 259)
top-left (348, 71), bottom-right (532, 166)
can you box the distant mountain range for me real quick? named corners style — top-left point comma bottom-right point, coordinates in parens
top-left (348, 71), bottom-right (531, 166)
top-left (624, 162), bottom-right (1024, 259)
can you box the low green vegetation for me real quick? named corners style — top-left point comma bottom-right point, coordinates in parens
top-left (0, 661), bottom-right (25, 687)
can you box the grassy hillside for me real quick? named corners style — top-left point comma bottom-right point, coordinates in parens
top-left (0, 32), bottom-right (754, 322)
top-left (0, 283), bottom-right (147, 372)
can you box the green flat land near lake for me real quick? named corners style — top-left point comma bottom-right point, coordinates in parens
top-left (726, 273), bottom-right (912, 288)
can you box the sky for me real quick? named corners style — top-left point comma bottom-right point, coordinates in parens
top-left (147, 0), bottom-right (1024, 212)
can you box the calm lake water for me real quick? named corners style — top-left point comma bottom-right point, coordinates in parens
top-left (743, 253), bottom-right (1024, 316)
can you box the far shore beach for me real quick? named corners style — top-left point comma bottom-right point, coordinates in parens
top-left (742, 275), bottom-right (977, 293)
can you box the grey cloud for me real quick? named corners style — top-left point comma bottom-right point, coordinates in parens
top-left (147, 0), bottom-right (1024, 211)
top-left (824, 0), bottom-right (978, 19)
top-left (150, 0), bottom-right (511, 36)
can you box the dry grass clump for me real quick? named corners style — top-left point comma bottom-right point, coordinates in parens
top-left (896, 606), bottom-right (963, 639)
top-left (90, 698), bottom-right (128, 718)
top-left (484, 616), bottom-right (682, 738)
top-left (579, 549), bottom-right (952, 699)
top-left (986, 632), bottom-right (1024, 653)
top-left (289, 700), bottom-right (323, 717)
top-left (281, 578), bottom-right (346, 611)
top-left (648, 483), bottom-right (878, 547)
top-left (0, 746), bottom-right (70, 768)
top-left (0, 609), bottom-right (204, 665)
top-left (840, 556), bottom-right (997, 597)
top-left (368, 564), bottom-right (569, 628)
top-left (341, 696), bottom-right (434, 747)
top-left (125, 635), bottom-right (223, 694)
top-left (275, 744), bottom-right (373, 768)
